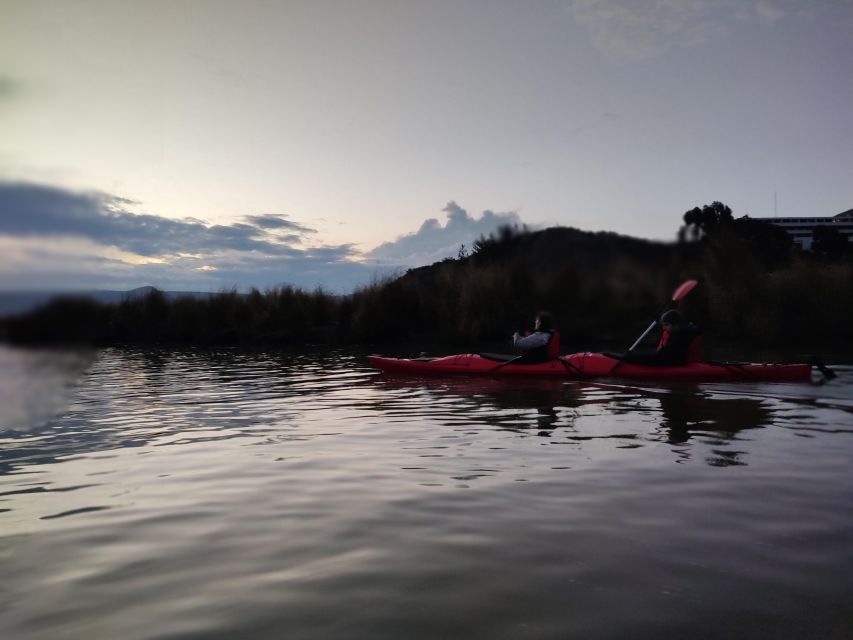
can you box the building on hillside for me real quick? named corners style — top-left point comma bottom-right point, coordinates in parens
top-left (755, 209), bottom-right (853, 250)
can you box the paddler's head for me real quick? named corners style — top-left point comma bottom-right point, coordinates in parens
top-left (535, 311), bottom-right (554, 331)
top-left (660, 309), bottom-right (683, 330)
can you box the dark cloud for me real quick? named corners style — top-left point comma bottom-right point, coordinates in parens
top-left (245, 213), bottom-right (316, 234)
top-left (0, 183), bottom-right (526, 293)
top-left (0, 181), bottom-right (368, 292)
top-left (366, 201), bottom-right (522, 265)
top-left (0, 181), bottom-right (316, 257)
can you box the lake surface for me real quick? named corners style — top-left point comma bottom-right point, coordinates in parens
top-left (1, 345), bottom-right (851, 639)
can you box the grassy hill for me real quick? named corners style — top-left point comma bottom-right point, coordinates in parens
top-left (350, 225), bottom-right (687, 345)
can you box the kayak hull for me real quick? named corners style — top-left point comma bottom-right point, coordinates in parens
top-left (367, 352), bottom-right (812, 382)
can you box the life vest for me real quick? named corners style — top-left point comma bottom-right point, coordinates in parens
top-left (685, 334), bottom-right (704, 362)
top-left (657, 324), bottom-right (703, 364)
top-left (547, 331), bottom-right (560, 359)
top-left (521, 330), bottom-right (560, 362)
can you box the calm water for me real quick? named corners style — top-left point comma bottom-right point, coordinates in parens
top-left (1, 345), bottom-right (851, 639)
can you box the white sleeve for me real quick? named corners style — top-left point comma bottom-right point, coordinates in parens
top-left (513, 331), bottom-right (550, 350)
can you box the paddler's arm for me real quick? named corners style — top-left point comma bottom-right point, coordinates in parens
top-left (512, 331), bottom-right (550, 350)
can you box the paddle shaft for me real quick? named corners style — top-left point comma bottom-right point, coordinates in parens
top-left (490, 355), bottom-right (524, 372)
top-left (629, 320), bottom-right (659, 352)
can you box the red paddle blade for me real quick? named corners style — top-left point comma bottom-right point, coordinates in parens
top-left (671, 279), bottom-right (699, 302)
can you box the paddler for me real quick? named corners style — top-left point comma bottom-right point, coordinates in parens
top-left (622, 309), bottom-right (703, 366)
top-left (512, 311), bottom-right (560, 363)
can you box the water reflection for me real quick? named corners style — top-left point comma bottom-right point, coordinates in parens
top-left (0, 347), bottom-right (371, 476)
top-left (1, 347), bottom-right (847, 481)
top-left (374, 375), bottom-right (580, 435)
top-left (651, 388), bottom-right (773, 466)
top-left (656, 392), bottom-right (771, 442)
top-left (372, 374), bottom-right (776, 466)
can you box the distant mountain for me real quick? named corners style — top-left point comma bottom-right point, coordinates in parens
top-left (0, 287), bottom-right (217, 318)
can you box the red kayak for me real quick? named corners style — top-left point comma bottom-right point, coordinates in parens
top-left (367, 352), bottom-right (813, 382)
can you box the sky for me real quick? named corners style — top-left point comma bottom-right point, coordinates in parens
top-left (1, 0), bottom-right (851, 292)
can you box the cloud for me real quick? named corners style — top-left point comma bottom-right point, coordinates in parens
top-left (0, 75), bottom-right (20, 100)
top-left (366, 201), bottom-right (523, 266)
top-left (0, 181), bottom-right (315, 257)
top-left (570, 0), bottom-right (821, 59)
top-left (0, 184), bottom-right (529, 293)
top-left (245, 213), bottom-right (316, 234)
top-left (752, 1), bottom-right (786, 22)
top-left (571, 0), bottom-right (723, 58)
top-left (0, 181), bottom-right (369, 292)
top-left (0, 236), bottom-right (374, 293)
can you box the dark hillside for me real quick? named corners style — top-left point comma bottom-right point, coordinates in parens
top-left (349, 225), bottom-right (690, 345)
top-left (348, 217), bottom-right (852, 351)
top-left (469, 226), bottom-right (674, 270)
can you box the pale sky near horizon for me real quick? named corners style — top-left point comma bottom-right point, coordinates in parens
top-left (1, 0), bottom-right (852, 291)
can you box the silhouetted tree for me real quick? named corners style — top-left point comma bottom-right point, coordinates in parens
top-left (471, 223), bottom-right (524, 262)
top-left (731, 217), bottom-right (794, 266)
top-left (680, 203), bottom-right (793, 266)
top-left (680, 201), bottom-right (734, 241)
top-left (812, 225), bottom-right (850, 259)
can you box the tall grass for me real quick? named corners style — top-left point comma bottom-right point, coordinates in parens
top-left (4, 286), bottom-right (342, 346)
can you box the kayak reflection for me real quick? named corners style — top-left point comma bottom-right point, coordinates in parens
top-left (372, 375), bottom-right (775, 466)
top-left (656, 390), bottom-right (772, 443)
top-left (651, 387), bottom-right (773, 466)
top-left (372, 375), bottom-right (580, 435)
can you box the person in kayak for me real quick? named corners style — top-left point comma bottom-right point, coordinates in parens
top-left (512, 311), bottom-right (560, 363)
top-left (621, 309), bottom-right (703, 366)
